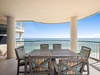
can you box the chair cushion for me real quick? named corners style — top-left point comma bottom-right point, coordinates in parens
top-left (19, 60), bottom-right (29, 66)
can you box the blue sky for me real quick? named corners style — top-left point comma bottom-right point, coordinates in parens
top-left (16, 13), bottom-right (100, 38)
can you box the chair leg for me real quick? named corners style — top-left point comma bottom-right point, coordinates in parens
top-left (87, 63), bottom-right (90, 74)
top-left (30, 70), bottom-right (33, 75)
top-left (29, 60), bottom-right (33, 75)
top-left (81, 62), bottom-right (85, 75)
top-left (17, 61), bottom-right (19, 75)
top-left (25, 59), bottom-right (27, 75)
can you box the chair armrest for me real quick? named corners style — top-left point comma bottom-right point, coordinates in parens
top-left (17, 55), bottom-right (29, 60)
top-left (17, 58), bottom-right (26, 61)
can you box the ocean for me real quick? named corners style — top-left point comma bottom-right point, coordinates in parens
top-left (23, 38), bottom-right (100, 42)
top-left (16, 38), bottom-right (100, 59)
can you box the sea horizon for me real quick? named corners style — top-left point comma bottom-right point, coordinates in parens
top-left (16, 37), bottom-right (100, 59)
top-left (17, 38), bottom-right (100, 42)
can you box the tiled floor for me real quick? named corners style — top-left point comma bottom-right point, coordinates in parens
top-left (0, 56), bottom-right (100, 75)
top-left (89, 59), bottom-right (100, 72)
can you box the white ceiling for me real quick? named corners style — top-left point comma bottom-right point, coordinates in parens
top-left (0, 0), bottom-right (100, 23)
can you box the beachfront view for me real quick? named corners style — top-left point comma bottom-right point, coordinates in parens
top-left (0, 0), bottom-right (100, 75)
top-left (16, 13), bottom-right (100, 60)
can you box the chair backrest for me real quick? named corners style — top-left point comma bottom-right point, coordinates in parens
top-left (58, 57), bottom-right (85, 75)
top-left (15, 46), bottom-right (26, 59)
top-left (40, 44), bottom-right (49, 50)
top-left (28, 55), bottom-right (52, 74)
top-left (53, 44), bottom-right (61, 49)
top-left (79, 46), bottom-right (91, 58)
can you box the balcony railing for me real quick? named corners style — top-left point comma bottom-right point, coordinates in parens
top-left (16, 25), bottom-right (24, 33)
top-left (16, 40), bottom-right (100, 61)
top-left (16, 25), bottom-right (23, 30)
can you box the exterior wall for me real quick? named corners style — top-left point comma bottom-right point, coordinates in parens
top-left (0, 24), bottom-right (7, 56)
top-left (0, 23), bottom-right (24, 56)
top-left (0, 44), bottom-right (7, 56)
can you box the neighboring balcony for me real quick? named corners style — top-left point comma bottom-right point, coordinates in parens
top-left (16, 25), bottom-right (24, 33)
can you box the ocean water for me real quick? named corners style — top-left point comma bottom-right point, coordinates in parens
top-left (23, 38), bottom-right (100, 42)
top-left (23, 38), bottom-right (70, 52)
top-left (19, 38), bottom-right (100, 50)
top-left (16, 38), bottom-right (100, 59)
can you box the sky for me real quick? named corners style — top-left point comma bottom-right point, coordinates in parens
top-left (16, 13), bottom-right (100, 38)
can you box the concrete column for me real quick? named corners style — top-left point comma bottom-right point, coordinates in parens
top-left (70, 16), bottom-right (78, 52)
top-left (7, 16), bottom-right (16, 59)
top-left (19, 32), bottom-right (22, 41)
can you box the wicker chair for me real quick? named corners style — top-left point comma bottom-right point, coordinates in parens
top-left (53, 44), bottom-right (61, 49)
top-left (56, 57), bottom-right (86, 75)
top-left (40, 44), bottom-right (49, 50)
top-left (79, 46), bottom-right (91, 74)
top-left (15, 46), bottom-right (29, 75)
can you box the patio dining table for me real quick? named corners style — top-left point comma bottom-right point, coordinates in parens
top-left (29, 49), bottom-right (79, 58)
top-left (26, 49), bottom-right (79, 75)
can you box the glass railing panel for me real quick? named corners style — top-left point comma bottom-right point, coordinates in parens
top-left (16, 25), bottom-right (23, 30)
top-left (16, 40), bottom-right (100, 60)
top-left (16, 40), bottom-right (70, 53)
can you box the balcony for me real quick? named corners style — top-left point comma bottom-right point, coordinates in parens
top-left (0, 40), bottom-right (100, 75)
top-left (16, 40), bottom-right (100, 72)
top-left (16, 25), bottom-right (24, 33)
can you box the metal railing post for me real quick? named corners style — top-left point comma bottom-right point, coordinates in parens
top-left (99, 43), bottom-right (100, 60)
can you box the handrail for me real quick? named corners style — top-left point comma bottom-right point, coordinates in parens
top-left (16, 40), bottom-right (100, 43)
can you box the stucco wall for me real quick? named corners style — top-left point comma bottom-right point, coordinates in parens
top-left (0, 44), bottom-right (7, 56)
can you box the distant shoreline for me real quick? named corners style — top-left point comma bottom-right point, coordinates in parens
top-left (16, 38), bottom-right (100, 42)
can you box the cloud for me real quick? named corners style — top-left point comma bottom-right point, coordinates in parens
top-left (79, 33), bottom-right (100, 38)
top-left (94, 33), bottom-right (100, 38)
